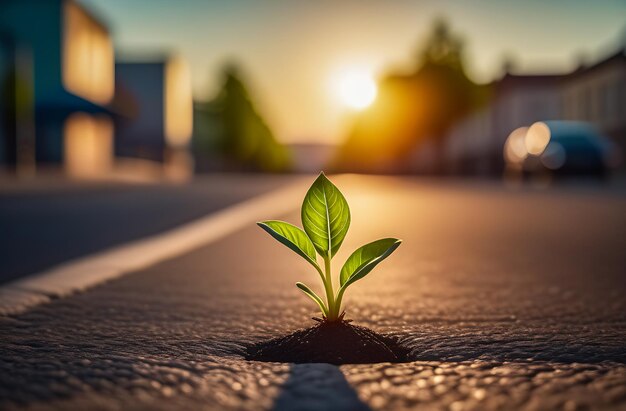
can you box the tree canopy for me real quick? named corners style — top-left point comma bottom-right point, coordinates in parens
top-left (194, 64), bottom-right (291, 172)
top-left (335, 19), bottom-right (487, 173)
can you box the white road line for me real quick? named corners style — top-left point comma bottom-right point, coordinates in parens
top-left (0, 180), bottom-right (307, 316)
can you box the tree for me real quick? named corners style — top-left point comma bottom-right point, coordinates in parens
top-left (194, 64), bottom-right (291, 172)
top-left (335, 19), bottom-right (486, 173)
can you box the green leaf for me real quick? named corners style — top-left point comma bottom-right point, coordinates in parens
top-left (257, 221), bottom-right (320, 270)
top-left (296, 282), bottom-right (328, 316)
top-left (340, 238), bottom-right (402, 289)
top-left (301, 173), bottom-right (350, 258)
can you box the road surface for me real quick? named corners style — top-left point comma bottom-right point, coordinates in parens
top-left (0, 175), bottom-right (625, 410)
top-left (0, 174), bottom-right (296, 284)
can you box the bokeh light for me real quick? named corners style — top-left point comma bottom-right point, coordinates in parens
top-left (504, 127), bottom-right (529, 165)
top-left (525, 122), bottom-right (551, 156)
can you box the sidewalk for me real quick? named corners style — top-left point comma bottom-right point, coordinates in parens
top-left (1, 176), bottom-right (625, 410)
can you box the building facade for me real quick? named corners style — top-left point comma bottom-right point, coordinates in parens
top-left (561, 51), bottom-right (626, 156)
top-left (444, 48), bottom-right (626, 175)
top-left (0, 0), bottom-right (115, 177)
top-left (114, 56), bottom-right (193, 178)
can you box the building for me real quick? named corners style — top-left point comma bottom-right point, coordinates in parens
top-left (444, 47), bottom-right (626, 175)
top-left (561, 50), bottom-right (626, 156)
top-left (0, 0), bottom-right (115, 177)
top-left (445, 106), bottom-right (494, 175)
top-left (115, 56), bottom-right (193, 177)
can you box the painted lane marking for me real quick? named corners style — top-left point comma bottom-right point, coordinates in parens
top-left (0, 180), bottom-right (307, 315)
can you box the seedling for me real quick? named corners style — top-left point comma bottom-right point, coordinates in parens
top-left (258, 172), bottom-right (401, 322)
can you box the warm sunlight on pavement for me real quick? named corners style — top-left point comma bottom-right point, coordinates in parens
top-left (2, 0), bottom-right (625, 409)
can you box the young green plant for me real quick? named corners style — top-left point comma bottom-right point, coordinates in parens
top-left (257, 173), bottom-right (401, 322)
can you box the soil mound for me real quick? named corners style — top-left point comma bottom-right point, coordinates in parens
top-left (246, 321), bottom-right (410, 365)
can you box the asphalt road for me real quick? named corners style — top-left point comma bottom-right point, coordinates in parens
top-left (0, 174), bottom-right (296, 284)
top-left (0, 175), bottom-right (625, 410)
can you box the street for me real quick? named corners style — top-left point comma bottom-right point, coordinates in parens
top-left (1, 175), bottom-right (625, 410)
top-left (0, 174), bottom-right (295, 284)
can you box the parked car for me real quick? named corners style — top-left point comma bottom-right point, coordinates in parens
top-left (504, 121), bottom-right (618, 178)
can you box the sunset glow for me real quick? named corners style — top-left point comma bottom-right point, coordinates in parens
top-left (334, 69), bottom-right (377, 110)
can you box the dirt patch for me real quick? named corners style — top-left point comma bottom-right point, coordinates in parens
top-left (246, 321), bottom-right (410, 365)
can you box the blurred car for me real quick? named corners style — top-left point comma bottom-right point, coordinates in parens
top-left (504, 121), bottom-right (619, 178)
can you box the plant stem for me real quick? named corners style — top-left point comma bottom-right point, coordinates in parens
top-left (333, 288), bottom-right (345, 320)
top-left (322, 256), bottom-right (336, 320)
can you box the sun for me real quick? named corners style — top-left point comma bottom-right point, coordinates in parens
top-left (334, 69), bottom-right (377, 110)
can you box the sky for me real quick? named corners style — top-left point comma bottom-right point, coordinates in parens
top-left (81, 0), bottom-right (625, 145)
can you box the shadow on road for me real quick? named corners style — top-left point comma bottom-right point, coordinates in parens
top-left (272, 363), bottom-right (370, 411)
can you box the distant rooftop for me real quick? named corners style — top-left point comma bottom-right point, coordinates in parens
top-left (496, 46), bottom-right (626, 90)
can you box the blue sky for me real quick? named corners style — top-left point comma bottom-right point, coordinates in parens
top-left (81, 0), bottom-right (626, 144)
